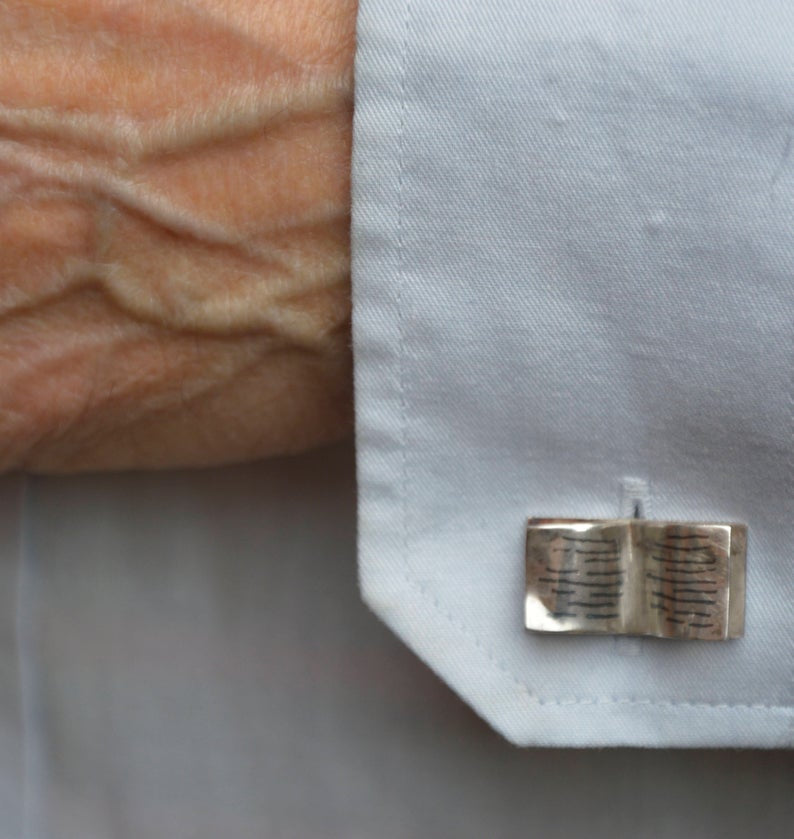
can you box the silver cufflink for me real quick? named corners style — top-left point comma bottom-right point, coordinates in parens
top-left (525, 519), bottom-right (746, 641)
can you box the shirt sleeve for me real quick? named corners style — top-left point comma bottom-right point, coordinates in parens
top-left (351, 0), bottom-right (794, 747)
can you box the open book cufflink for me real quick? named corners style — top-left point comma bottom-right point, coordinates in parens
top-left (525, 519), bottom-right (746, 641)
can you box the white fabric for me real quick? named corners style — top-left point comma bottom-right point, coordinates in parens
top-left (352, 0), bottom-right (794, 747)
top-left (1, 450), bottom-right (793, 836)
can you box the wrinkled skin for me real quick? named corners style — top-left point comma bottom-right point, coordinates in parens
top-left (0, 0), bottom-right (356, 472)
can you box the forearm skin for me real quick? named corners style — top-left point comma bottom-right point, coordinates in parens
top-left (0, 0), bottom-right (357, 472)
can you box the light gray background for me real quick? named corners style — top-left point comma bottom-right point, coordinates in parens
top-left (0, 442), bottom-right (791, 838)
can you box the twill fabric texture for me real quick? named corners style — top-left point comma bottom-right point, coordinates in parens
top-left (351, 0), bottom-right (794, 747)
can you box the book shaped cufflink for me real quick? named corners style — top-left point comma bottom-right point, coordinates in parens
top-left (525, 519), bottom-right (746, 641)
